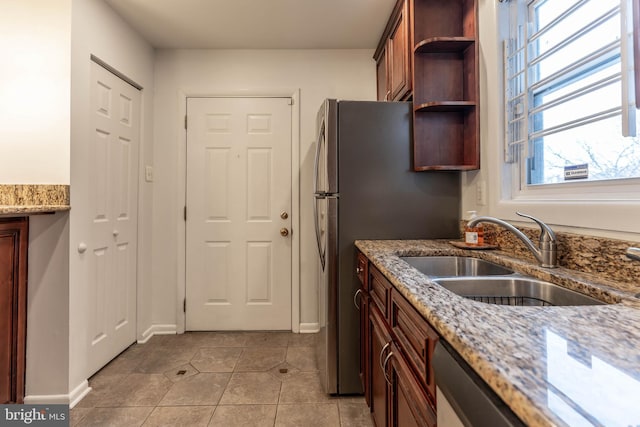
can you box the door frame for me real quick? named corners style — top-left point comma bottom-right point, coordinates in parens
top-left (176, 89), bottom-right (301, 333)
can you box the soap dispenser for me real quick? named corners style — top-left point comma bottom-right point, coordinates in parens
top-left (464, 211), bottom-right (484, 246)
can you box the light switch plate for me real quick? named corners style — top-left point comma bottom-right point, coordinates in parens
top-left (145, 165), bottom-right (154, 182)
top-left (476, 181), bottom-right (486, 206)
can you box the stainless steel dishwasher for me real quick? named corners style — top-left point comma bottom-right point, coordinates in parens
top-left (432, 341), bottom-right (526, 427)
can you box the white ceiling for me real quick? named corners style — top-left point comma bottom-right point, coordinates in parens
top-left (104, 0), bottom-right (397, 49)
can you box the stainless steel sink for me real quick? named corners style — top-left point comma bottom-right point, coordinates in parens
top-left (433, 277), bottom-right (606, 306)
top-left (400, 256), bottom-right (514, 277)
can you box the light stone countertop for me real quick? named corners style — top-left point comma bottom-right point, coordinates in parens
top-left (0, 205), bottom-right (70, 215)
top-left (355, 239), bottom-right (640, 427)
top-left (0, 184), bottom-right (70, 216)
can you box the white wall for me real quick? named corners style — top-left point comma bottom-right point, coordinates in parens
top-left (69, 0), bottom-right (155, 396)
top-left (462, 0), bottom-right (640, 243)
top-left (0, 0), bottom-right (71, 184)
top-left (0, 0), bottom-right (75, 404)
top-left (25, 213), bottom-right (70, 403)
top-left (152, 49), bottom-right (376, 330)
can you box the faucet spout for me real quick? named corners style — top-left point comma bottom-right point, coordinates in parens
top-left (467, 212), bottom-right (558, 268)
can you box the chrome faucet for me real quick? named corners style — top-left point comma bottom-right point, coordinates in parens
top-left (467, 212), bottom-right (558, 268)
top-left (627, 247), bottom-right (640, 262)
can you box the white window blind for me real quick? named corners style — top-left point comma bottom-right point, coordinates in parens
top-left (503, 0), bottom-right (637, 182)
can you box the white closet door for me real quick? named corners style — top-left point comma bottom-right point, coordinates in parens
top-left (87, 61), bottom-right (139, 374)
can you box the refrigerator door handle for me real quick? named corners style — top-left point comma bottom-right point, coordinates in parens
top-left (313, 117), bottom-right (325, 195)
top-left (313, 195), bottom-right (326, 270)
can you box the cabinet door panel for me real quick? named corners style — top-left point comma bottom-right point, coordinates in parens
top-left (0, 218), bottom-right (27, 404)
top-left (376, 49), bottom-right (389, 101)
top-left (369, 306), bottom-right (392, 427)
top-left (390, 343), bottom-right (436, 427)
top-left (359, 293), bottom-right (371, 406)
top-left (388, 0), bottom-right (411, 100)
top-left (391, 289), bottom-right (439, 403)
top-left (356, 250), bottom-right (368, 286)
top-left (369, 266), bottom-right (392, 320)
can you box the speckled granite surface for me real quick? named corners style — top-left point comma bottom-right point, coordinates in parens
top-left (355, 239), bottom-right (640, 427)
top-left (459, 220), bottom-right (640, 287)
top-left (0, 184), bottom-right (70, 215)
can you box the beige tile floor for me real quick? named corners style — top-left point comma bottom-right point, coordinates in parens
top-left (71, 331), bottom-right (373, 427)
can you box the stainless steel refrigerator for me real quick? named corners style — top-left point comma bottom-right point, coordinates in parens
top-left (313, 99), bottom-right (461, 395)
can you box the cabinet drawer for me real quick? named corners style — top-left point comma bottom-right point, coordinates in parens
top-left (369, 266), bottom-right (392, 320)
top-left (356, 250), bottom-right (368, 287)
top-left (390, 289), bottom-right (439, 402)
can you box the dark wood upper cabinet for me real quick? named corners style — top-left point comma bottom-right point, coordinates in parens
top-left (0, 217), bottom-right (28, 404)
top-left (388, 0), bottom-right (411, 101)
top-left (412, 0), bottom-right (479, 170)
top-left (375, 0), bottom-right (480, 170)
top-left (374, 0), bottom-right (412, 101)
top-left (376, 48), bottom-right (389, 101)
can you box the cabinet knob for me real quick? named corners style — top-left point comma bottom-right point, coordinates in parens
top-left (78, 242), bottom-right (87, 254)
top-left (113, 229), bottom-right (119, 237)
top-left (356, 266), bottom-right (363, 274)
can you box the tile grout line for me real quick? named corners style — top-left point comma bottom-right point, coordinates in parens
top-left (73, 332), bottom-right (369, 426)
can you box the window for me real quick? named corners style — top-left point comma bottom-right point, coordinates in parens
top-left (504, 0), bottom-right (640, 186)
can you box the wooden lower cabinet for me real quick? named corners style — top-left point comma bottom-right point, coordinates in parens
top-left (391, 288), bottom-right (439, 404)
top-left (370, 306), bottom-right (392, 427)
top-left (358, 290), bottom-right (371, 406)
top-left (356, 250), bottom-right (371, 405)
top-left (0, 217), bottom-right (28, 404)
top-left (359, 251), bottom-right (440, 426)
top-left (390, 342), bottom-right (437, 427)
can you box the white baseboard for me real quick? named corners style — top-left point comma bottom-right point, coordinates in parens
top-left (23, 394), bottom-right (69, 405)
top-left (138, 324), bottom-right (177, 343)
top-left (299, 323), bottom-right (320, 333)
top-left (24, 379), bottom-right (92, 408)
top-left (69, 380), bottom-right (91, 408)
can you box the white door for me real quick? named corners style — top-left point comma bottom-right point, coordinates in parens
top-left (87, 62), bottom-right (139, 374)
top-left (186, 97), bottom-right (292, 331)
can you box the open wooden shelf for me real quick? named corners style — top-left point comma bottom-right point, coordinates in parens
top-left (412, 109), bottom-right (478, 170)
top-left (414, 37), bottom-right (475, 53)
top-left (411, 0), bottom-right (479, 171)
top-left (414, 101), bottom-right (476, 112)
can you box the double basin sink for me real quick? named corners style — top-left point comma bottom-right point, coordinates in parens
top-left (401, 256), bottom-right (605, 306)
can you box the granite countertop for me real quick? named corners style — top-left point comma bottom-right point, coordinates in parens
top-left (355, 239), bottom-right (640, 427)
top-left (0, 205), bottom-right (71, 215)
top-left (0, 184), bottom-right (70, 215)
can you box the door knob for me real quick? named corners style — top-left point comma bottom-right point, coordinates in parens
top-left (280, 228), bottom-right (289, 237)
top-left (280, 211), bottom-right (289, 220)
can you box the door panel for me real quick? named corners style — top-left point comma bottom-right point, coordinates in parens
top-left (186, 97), bottom-right (292, 331)
top-left (87, 62), bottom-right (139, 375)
